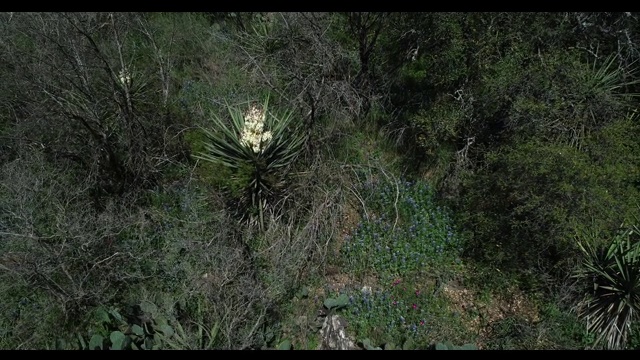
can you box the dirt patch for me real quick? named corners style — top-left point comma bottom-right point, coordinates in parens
top-left (442, 282), bottom-right (476, 314)
top-left (441, 281), bottom-right (540, 349)
top-left (333, 202), bottom-right (361, 256)
top-left (323, 270), bottom-right (379, 297)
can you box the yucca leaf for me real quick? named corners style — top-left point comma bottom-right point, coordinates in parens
top-left (195, 94), bottom-right (305, 219)
top-left (575, 228), bottom-right (640, 349)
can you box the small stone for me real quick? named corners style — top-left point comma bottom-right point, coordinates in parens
top-left (319, 314), bottom-right (358, 350)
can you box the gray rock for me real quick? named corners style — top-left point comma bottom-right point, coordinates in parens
top-left (319, 314), bottom-right (358, 350)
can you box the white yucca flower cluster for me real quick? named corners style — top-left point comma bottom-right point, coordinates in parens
top-left (240, 104), bottom-right (272, 153)
top-left (118, 68), bottom-right (132, 87)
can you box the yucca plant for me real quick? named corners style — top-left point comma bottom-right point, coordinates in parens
top-left (584, 54), bottom-right (640, 100)
top-left (574, 225), bottom-right (640, 349)
top-left (195, 94), bottom-right (306, 227)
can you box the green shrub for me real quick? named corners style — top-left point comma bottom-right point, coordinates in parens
top-left (537, 302), bottom-right (594, 349)
top-left (460, 112), bottom-right (640, 274)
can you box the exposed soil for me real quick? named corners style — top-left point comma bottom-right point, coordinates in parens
top-left (441, 280), bottom-right (541, 349)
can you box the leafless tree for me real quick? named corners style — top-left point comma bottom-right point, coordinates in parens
top-left (0, 13), bottom-right (186, 202)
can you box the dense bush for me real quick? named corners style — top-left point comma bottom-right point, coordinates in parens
top-left (460, 124), bottom-right (640, 274)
